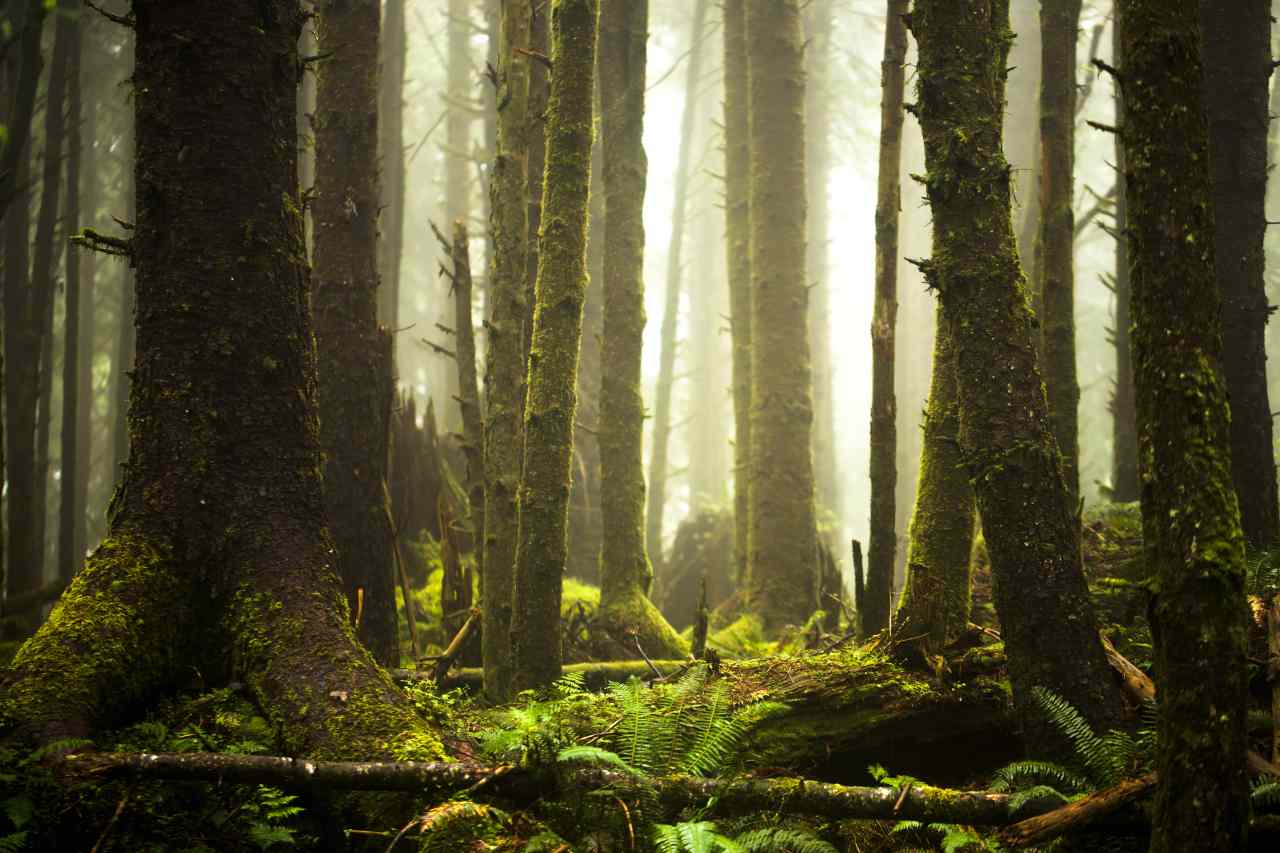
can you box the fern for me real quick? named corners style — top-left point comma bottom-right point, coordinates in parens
top-left (1007, 784), bottom-right (1071, 813)
top-left (989, 759), bottom-right (1089, 794)
top-left (610, 678), bottom-right (660, 772)
top-left (557, 745), bottom-right (643, 777)
top-left (1030, 687), bottom-right (1143, 787)
top-left (1251, 778), bottom-right (1280, 810)
top-left (733, 827), bottom-right (838, 853)
top-left (0, 832), bottom-right (26, 853)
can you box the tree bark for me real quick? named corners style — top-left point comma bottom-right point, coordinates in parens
top-left (723, 0), bottom-right (752, 588)
top-left (1, 0), bottom-right (441, 765)
top-left (909, 0), bottom-right (1123, 740)
top-left (646, 0), bottom-right (708, 567)
top-left (509, 0), bottom-right (599, 694)
top-left (449, 221), bottom-right (484, 581)
top-left (1120, 1), bottom-right (1251, 848)
top-left (894, 307), bottom-right (974, 648)
top-left (1201, 0), bottom-right (1278, 548)
top-left (596, 0), bottom-right (687, 661)
top-left (745, 0), bottom-right (819, 631)
top-left (864, 0), bottom-right (909, 637)
top-left (1038, 0), bottom-right (1082, 506)
top-left (482, 0), bottom-right (533, 703)
top-left (378, 0), bottom-right (406, 331)
top-left (0, 0), bottom-right (46, 223)
top-left (1109, 7), bottom-right (1139, 503)
top-left (313, 0), bottom-right (397, 667)
top-left (57, 1), bottom-right (86, 583)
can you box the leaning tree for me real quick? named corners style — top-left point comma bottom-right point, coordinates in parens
top-left (2, 0), bottom-right (440, 763)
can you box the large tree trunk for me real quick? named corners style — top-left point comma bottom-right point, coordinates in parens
top-left (57, 2), bottom-right (85, 583)
top-left (806, 0), bottom-right (838, 523)
top-left (596, 0), bottom-right (687, 661)
top-left (1121, 1), bottom-right (1250, 848)
top-left (313, 0), bottom-right (397, 666)
top-left (895, 307), bottom-right (974, 649)
top-left (1038, 0), bottom-right (1082, 506)
top-left (909, 0), bottom-right (1122, 740)
top-left (864, 0), bottom-right (909, 637)
top-left (449, 221), bottom-right (484, 580)
top-left (1202, 0), bottom-right (1278, 548)
top-left (509, 0), bottom-right (599, 694)
top-left (686, 200), bottom-right (728, 513)
top-left (745, 0), bottom-right (819, 632)
top-left (646, 0), bottom-right (708, 568)
top-left (0, 0), bottom-right (46, 224)
top-left (723, 0), bottom-right (752, 588)
top-left (2, 0), bottom-right (440, 765)
top-left (1109, 8), bottom-right (1139, 503)
top-left (482, 0), bottom-right (533, 703)
top-left (378, 0), bottom-right (406, 331)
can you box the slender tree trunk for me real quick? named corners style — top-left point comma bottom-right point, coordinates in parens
top-left (894, 308), bottom-right (974, 648)
top-left (687, 203), bottom-right (727, 512)
top-left (1039, 0), bottom-right (1082, 506)
top-left (1109, 7), bottom-right (1139, 504)
top-left (910, 0), bottom-right (1122, 738)
top-left (864, 0), bottom-right (909, 637)
top-left (297, 9), bottom-right (316, 259)
top-left (378, 0), bottom-right (406, 331)
top-left (806, 0), bottom-right (838, 523)
top-left (745, 0), bottom-right (819, 632)
top-left (509, 0), bottom-right (599, 694)
top-left (596, 0), bottom-right (687, 660)
top-left (26, 0), bottom-right (77, 591)
top-left (1201, 0), bottom-right (1278, 548)
top-left (3, 0), bottom-right (442, 764)
top-left (0, 0), bottom-right (46, 224)
top-left (646, 0), bottom-right (708, 566)
top-left (1118, 1), bottom-right (1251, 847)
top-left (313, 0), bottom-right (397, 666)
top-left (440, 0), bottom-right (471, 424)
top-left (450, 221), bottom-right (484, 579)
top-left (1008, 2), bottom-right (1041, 312)
top-left (723, 0), bottom-right (752, 586)
top-left (73, 35), bottom-right (99, 567)
top-left (57, 2), bottom-right (85, 583)
top-left (108, 108), bottom-right (135, 490)
top-left (482, 0), bottom-right (532, 703)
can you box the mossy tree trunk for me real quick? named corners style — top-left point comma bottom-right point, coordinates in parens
top-left (745, 0), bottom-right (819, 632)
top-left (723, 0), bottom-right (752, 586)
top-left (1120, 0), bottom-right (1250, 847)
top-left (1038, 0), bottom-right (1082, 506)
top-left (596, 0), bottom-right (688, 661)
top-left (646, 0), bottom-right (708, 568)
top-left (482, 0), bottom-right (532, 703)
top-left (1201, 0), bottom-right (1278, 548)
top-left (1109, 7), bottom-right (1139, 503)
top-left (864, 0), bottom-right (909, 638)
top-left (909, 0), bottom-right (1122, 738)
top-left (313, 0), bottom-right (397, 667)
top-left (57, 4), bottom-right (85, 583)
top-left (2, 0), bottom-right (441, 763)
top-left (509, 0), bottom-right (599, 694)
top-left (894, 309), bottom-right (974, 649)
top-left (806, 0), bottom-right (838, 523)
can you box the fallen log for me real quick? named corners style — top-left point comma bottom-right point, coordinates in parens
top-left (997, 772), bottom-right (1157, 848)
top-left (394, 659), bottom-right (695, 691)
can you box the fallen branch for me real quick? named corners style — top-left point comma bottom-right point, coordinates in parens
top-left (393, 659), bottom-right (694, 691)
top-left (433, 607), bottom-right (481, 685)
top-left (997, 772), bottom-right (1157, 848)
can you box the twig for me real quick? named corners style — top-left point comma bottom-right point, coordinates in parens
top-left (90, 783), bottom-right (135, 853)
top-left (632, 635), bottom-right (665, 680)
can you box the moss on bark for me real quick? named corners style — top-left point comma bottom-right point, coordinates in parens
top-left (744, 0), bottom-right (819, 632)
top-left (1120, 0), bottom-right (1251, 847)
top-left (909, 0), bottom-right (1122, 740)
top-left (509, 0), bottom-right (600, 694)
top-left (313, 0), bottom-right (398, 666)
top-left (2, 0), bottom-right (441, 765)
top-left (894, 308), bottom-right (974, 650)
top-left (482, 0), bottom-right (533, 703)
top-left (595, 0), bottom-right (688, 660)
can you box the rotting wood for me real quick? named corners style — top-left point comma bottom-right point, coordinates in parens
top-left (434, 607), bottom-right (481, 686)
top-left (997, 772), bottom-right (1157, 848)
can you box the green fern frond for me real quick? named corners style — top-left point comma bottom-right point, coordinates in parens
top-left (1007, 785), bottom-right (1071, 813)
top-left (1251, 779), bottom-right (1280, 810)
top-left (733, 827), bottom-right (837, 853)
top-left (654, 819), bottom-right (736, 853)
top-left (610, 678), bottom-right (659, 772)
top-left (890, 820), bottom-right (925, 834)
top-left (553, 670), bottom-right (587, 698)
top-left (1031, 687), bottom-right (1131, 786)
top-left (0, 831), bottom-right (27, 853)
top-left (557, 745), bottom-right (642, 777)
top-left (990, 759), bottom-right (1088, 794)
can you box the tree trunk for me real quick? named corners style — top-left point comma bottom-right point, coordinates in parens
top-left (687, 198), bottom-right (728, 512)
top-left (1109, 7), bottom-right (1139, 503)
top-left (909, 0), bottom-right (1122, 739)
top-left (313, 0), bottom-right (397, 667)
top-left (378, 0), bottom-right (406, 332)
top-left (440, 0), bottom-right (471, 422)
top-left (450, 221), bottom-right (484, 580)
top-left (596, 0), bottom-right (687, 661)
top-left (509, 0), bottom-right (599, 694)
top-left (806, 0), bottom-right (838, 522)
top-left (108, 104), bottom-right (135, 492)
top-left (0, 0), bottom-right (46, 224)
top-left (723, 0), bottom-right (752, 588)
top-left (1038, 0), bottom-right (1082, 506)
top-left (2, 0), bottom-right (441, 764)
top-left (1202, 0), bottom-right (1278, 548)
top-left (646, 0), bottom-right (708, 567)
top-left (482, 0), bottom-right (533, 703)
top-left (57, 2), bottom-right (85, 583)
top-left (894, 307), bottom-right (974, 648)
top-left (864, 0), bottom-right (909, 637)
top-left (745, 0), bottom-right (819, 632)
top-left (1008, 2), bottom-right (1041, 318)
top-left (1120, 1), bottom-right (1251, 848)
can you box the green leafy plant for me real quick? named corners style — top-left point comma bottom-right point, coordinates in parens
top-left (653, 820), bottom-right (838, 853)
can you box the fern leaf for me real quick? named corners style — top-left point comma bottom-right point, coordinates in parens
top-left (0, 832), bottom-right (27, 853)
top-left (990, 760), bottom-right (1088, 794)
top-left (1251, 780), bottom-right (1280, 810)
top-left (557, 745), bottom-right (642, 776)
top-left (733, 827), bottom-right (837, 853)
